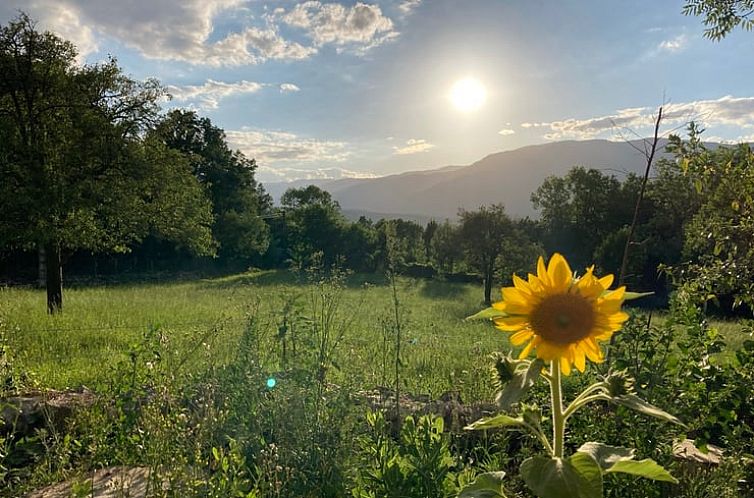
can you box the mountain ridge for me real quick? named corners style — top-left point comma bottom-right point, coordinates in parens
top-left (262, 139), bottom-right (674, 220)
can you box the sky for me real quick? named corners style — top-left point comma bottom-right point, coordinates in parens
top-left (2, 0), bottom-right (753, 183)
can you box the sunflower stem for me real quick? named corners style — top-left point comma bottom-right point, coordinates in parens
top-left (550, 361), bottom-right (565, 458)
top-left (564, 393), bottom-right (611, 420)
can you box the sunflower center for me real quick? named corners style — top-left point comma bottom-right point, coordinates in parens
top-left (529, 292), bottom-right (596, 345)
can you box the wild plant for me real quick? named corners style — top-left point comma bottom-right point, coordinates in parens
top-left (460, 253), bottom-right (681, 498)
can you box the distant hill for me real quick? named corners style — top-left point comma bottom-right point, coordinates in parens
top-left (263, 139), bottom-right (673, 220)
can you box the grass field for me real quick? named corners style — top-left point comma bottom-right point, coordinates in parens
top-left (1, 270), bottom-right (512, 403)
top-left (2, 270), bottom-right (749, 399)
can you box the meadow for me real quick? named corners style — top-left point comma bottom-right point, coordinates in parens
top-left (2, 270), bottom-right (505, 400)
top-left (2, 270), bottom-right (753, 497)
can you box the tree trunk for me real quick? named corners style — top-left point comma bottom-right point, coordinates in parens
top-left (37, 246), bottom-right (46, 288)
top-left (484, 267), bottom-right (493, 305)
top-left (45, 242), bottom-right (63, 314)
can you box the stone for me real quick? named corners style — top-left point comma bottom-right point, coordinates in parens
top-left (25, 467), bottom-right (152, 498)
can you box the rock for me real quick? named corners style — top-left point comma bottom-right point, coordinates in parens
top-left (672, 439), bottom-right (723, 466)
top-left (1, 388), bottom-right (95, 437)
top-left (357, 387), bottom-right (497, 432)
top-left (25, 467), bottom-right (152, 498)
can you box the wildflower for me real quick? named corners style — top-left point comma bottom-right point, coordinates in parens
top-left (492, 253), bottom-right (628, 374)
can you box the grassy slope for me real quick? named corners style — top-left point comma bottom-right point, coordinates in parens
top-left (1, 271), bottom-right (506, 402)
top-left (2, 270), bottom-right (748, 400)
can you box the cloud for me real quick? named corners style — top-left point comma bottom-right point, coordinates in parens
top-left (398, 0), bottom-right (422, 15)
top-left (167, 79), bottom-right (265, 110)
top-left (0, 2), bottom-right (98, 61)
top-left (279, 83), bottom-right (301, 93)
top-left (3, 0), bottom-right (315, 66)
top-left (257, 166), bottom-right (377, 183)
top-left (498, 128), bottom-right (515, 136)
top-left (3, 0), bottom-right (404, 65)
top-left (226, 128), bottom-right (351, 165)
top-left (392, 138), bottom-right (435, 155)
top-left (531, 96), bottom-right (754, 141)
top-left (278, 1), bottom-right (398, 53)
top-left (657, 34), bottom-right (688, 53)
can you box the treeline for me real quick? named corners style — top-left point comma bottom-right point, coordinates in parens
top-left (2, 14), bottom-right (754, 314)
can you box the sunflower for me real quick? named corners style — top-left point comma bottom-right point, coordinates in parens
top-left (492, 253), bottom-right (629, 375)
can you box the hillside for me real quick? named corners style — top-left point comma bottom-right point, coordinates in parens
top-left (264, 139), bottom-right (670, 220)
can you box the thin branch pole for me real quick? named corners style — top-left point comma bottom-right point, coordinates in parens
top-left (618, 106), bottom-right (663, 287)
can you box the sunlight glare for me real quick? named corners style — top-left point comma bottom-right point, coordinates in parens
top-left (449, 77), bottom-right (487, 112)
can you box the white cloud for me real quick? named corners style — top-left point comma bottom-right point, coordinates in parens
top-left (657, 34), bottom-right (688, 53)
top-left (398, 0), bottom-right (422, 15)
top-left (280, 83), bottom-right (301, 93)
top-left (278, 1), bottom-right (398, 52)
top-left (3, 0), bottom-right (404, 65)
top-left (226, 128), bottom-right (351, 165)
top-left (392, 138), bottom-right (435, 155)
top-left (532, 96), bottom-right (754, 141)
top-left (257, 166), bottom-right (377, 183)
top-left (0, 2), bottom-right (98, 61)
top-left (498, 128), bottom-right (515, 136)
top-left (167, 79), bottom-right (265, 110)
top-left (3, 0), bottom-right (315, 66)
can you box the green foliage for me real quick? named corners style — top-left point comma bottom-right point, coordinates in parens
top-left (0, 14), bottom-right (214, 311)
top-left (352, 411), bottom-right (457, 498)
top-left (683, 0), bottom-right (754, 39)
top-left (668, 127), bottom-right (754, 310)
top-left (531, 167), bottom-right (639, 273)
top-left (153, 109), bottom-right (270, 261)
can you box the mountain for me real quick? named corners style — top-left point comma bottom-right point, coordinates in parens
top-left (263, 139), bottom-right (671, 220)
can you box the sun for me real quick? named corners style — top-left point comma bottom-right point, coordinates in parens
top-left (449, 77), bottom-right (487, 112)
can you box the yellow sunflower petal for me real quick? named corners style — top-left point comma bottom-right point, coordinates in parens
top-left (502, 287), bottom-right (530, 306)
top-left (574, 347), bottom-right (586, 372)
top-left (509, 329), bottom-right (534, 346)
top-left (547, 253), bottom-right (572, 292)
top-left (576, 272), bottom-right (603, 299)
top-left (512, 274), bottom-right (533, 295)
top-left (598, 274), bottom-right (614, 290)
top-left (536, 256), bottom-right (552, 288)
top-left (560, 355), bottom-right (572, 375)
top-left (518, 337), bottom-right (537, 359)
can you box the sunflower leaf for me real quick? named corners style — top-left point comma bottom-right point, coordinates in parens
top-left (623, 291), bottom-right (654, 301)
top-left (464, 413), bottom-right (527, 431)
top-left (576, 442), bottom-right (635, 471)
top-left (466, 307), bottom-right (507, 321)
top-left (496, 358), bottom-right (545, 410)
top-left (610, 394), bottom-right (684, 426)
top-left (605, 459), bottom-right (678, 483)
top-left (457, 471), bottom-right (509, 498)
top-left (520, 454), bottom-right (603, 498)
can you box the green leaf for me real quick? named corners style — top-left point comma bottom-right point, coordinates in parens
top-left (577, 442), bottom-right (635, 471)
top-left (458, 471), bottom-right (509, 498)
top-left (520, 454), bottom-right (603, 498)
top-left (464, 414), bottom-right (526, 431)
top-left (466, 307), bottom-right (508, 321)
top-left (611, 394), bottom-right (684, 425)
top-left (606, 459), bottom-right (678, 483)
top-left (623, 291), bottom-right (654, 301)
top-left (496, 358), bottom-right (545, 410)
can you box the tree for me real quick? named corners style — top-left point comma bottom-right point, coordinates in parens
top-left (0, 15), bottom-right (214, 312)
top-left (431, 221), bottom-right (463, 273)
top-left (458, 205), bottom-right (515, 304)
top-left (531, 167), bottom-right (634, 272)
top-left (683, 0), bottom-right (754, 40)
top-left (153, 110), bottom-right (270, 261)
top-left (422, 220), bottom-right (438, 263)
top-left (669, 125), bottom-right (754, 309)
top-left (280, 185), bottom-right (346, 268)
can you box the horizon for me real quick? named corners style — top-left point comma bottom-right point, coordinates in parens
top-left (2, 1), bottom-right (753, 184)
